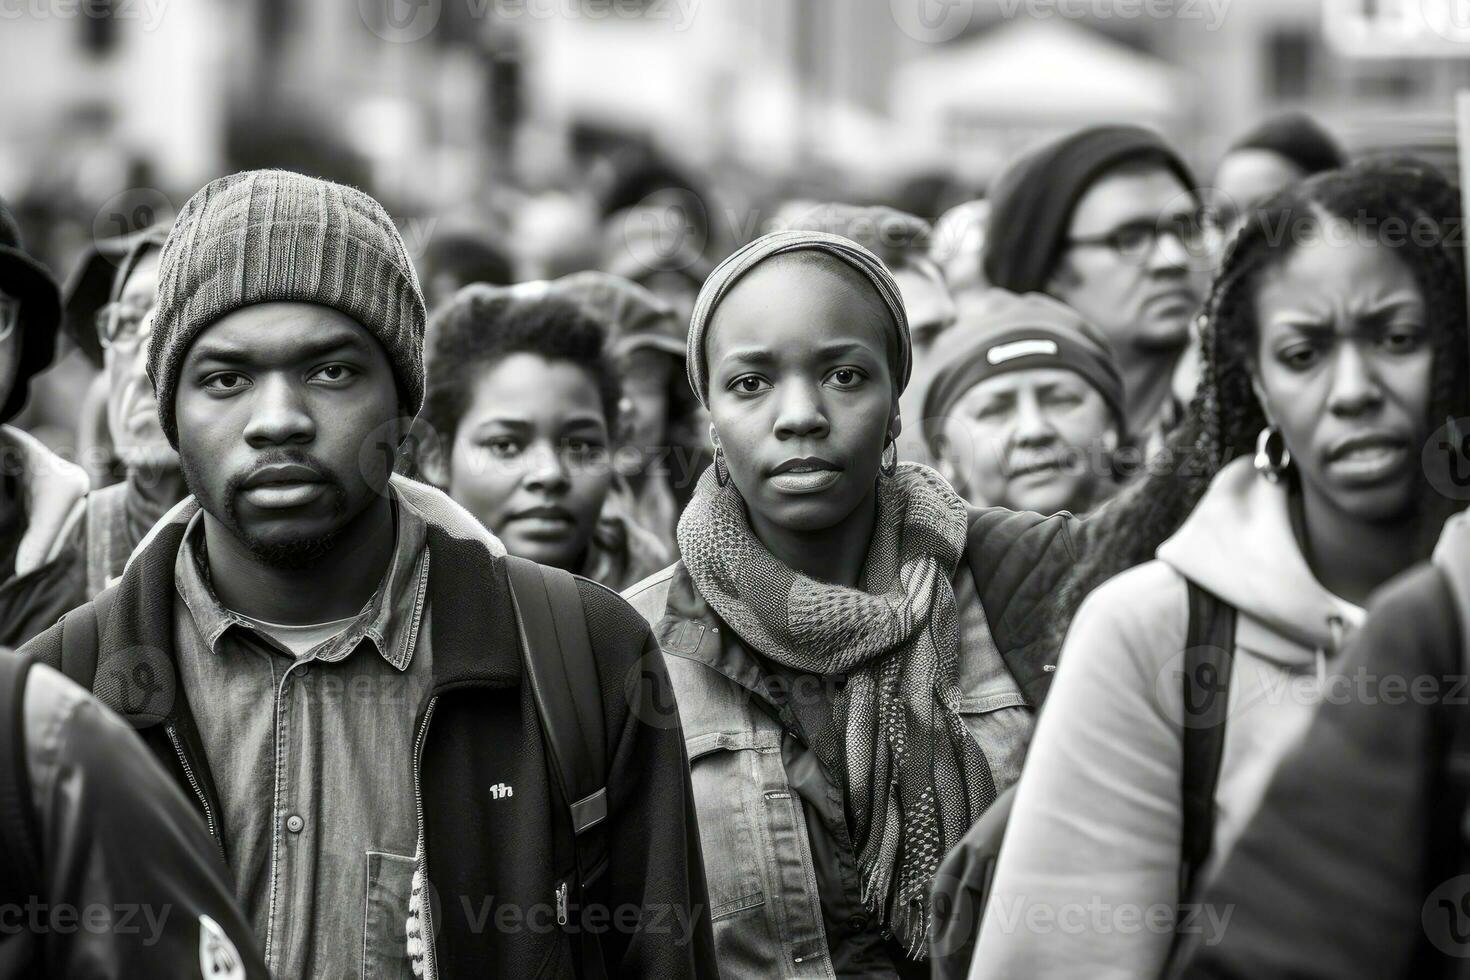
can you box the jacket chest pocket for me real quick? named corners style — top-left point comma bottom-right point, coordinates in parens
top-left (686, 729), bottom-right (783, 921)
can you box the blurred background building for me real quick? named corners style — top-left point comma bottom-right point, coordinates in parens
top-left (4, 0), bottom-right (1470, 445)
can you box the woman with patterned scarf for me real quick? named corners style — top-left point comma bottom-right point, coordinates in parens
top-left (623, 230), bottom-right (1088, 978)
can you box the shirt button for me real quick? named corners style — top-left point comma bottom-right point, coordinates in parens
top-left (286, 814), bottom-right (304, 834)
top-left (846, 914), bottom-right (867, 933)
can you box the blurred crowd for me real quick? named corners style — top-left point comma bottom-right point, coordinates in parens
top-left (0, 102), bottom-right (1468, 980)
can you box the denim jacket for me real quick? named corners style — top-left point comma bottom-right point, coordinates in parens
top-left (623, 506), bottom-right (1084, 978)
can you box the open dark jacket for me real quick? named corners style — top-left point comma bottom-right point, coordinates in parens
top-left (20, 480), bottom-right (718, 979)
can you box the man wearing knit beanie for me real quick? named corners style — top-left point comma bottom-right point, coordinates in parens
top-left (922, 291), bottom-right (1125, 517)
top-left (984, 125), bottom-right (1211, 451)
top-left (23, 170), bottom-right (716, 979)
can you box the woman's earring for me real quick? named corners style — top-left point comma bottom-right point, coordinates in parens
top-left (714, 446), bottom-right (732, 488)
top-left (880, 439), bottom-right (899, 479)
top-left (1253, 425), bottom-right (1291, 483)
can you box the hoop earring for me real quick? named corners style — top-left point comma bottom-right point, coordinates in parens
top-left (880, 439), bottom-right (899, 479)
top-left (714, 446), bottom-right (731, 488)
top-left (1253, 425), bottom-right (1291, 484)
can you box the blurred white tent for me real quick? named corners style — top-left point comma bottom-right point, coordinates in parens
top-left (892, 18), bottom-right (1190, 182)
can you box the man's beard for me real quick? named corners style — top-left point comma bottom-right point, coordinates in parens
top-left (182, 452), bottom-right (351, 571)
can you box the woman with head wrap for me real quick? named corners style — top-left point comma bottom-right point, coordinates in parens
top-left (622, 230), bottom-right (1087, 977)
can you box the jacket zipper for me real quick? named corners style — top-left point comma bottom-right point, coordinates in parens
top-left (165, 722), bottom-right (218, 840)
top-left (413, 697), bottom-right (439, 980)
top-left (556, 881), bottom-right (568, 926)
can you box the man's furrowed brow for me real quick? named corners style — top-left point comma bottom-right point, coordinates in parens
top-left (190, 333), bottom-right (368, 366)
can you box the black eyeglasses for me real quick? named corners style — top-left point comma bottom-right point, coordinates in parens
top-left (1066, 212), bottom-right (1223, 265)
top-left (95, 300), bottom-right (154, 350)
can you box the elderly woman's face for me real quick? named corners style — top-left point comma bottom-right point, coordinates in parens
top-left (705, 254), bottom-right (898, 534)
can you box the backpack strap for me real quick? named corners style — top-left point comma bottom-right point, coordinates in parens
top-left (503, 556), bottom-right (610, 978)
top-left (0, 652), bottom-right (40, 906)
top-left (1178, 581), bottom-right (1236, 903)
top-left (58, 585), bottom-right (117, 693)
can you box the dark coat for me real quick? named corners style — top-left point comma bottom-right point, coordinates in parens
top-left (20, 493), bottom-right (719, 978)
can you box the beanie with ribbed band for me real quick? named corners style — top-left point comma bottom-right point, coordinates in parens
top-left (148, 170), bottom-right (426, 447)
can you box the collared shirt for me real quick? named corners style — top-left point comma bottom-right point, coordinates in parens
top-left (174, 491), bottom-right (433, 980)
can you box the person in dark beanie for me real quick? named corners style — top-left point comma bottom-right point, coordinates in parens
top-left (21, 169), bottom-right (716, 979)
top-left (1215, 111), bottom-right (1345, 235)
top-left (0, 653), bottom-right (268, 979)
top-left (0, 198), bottom-right (90, 646)
top-left (54, 224), bottom-right (188, 600)
top-left (984, 125), bottom-right (1212, 451)
top-left (923, 291), bottom-right (1125, 516)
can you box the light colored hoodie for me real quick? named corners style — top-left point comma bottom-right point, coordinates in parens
top-left (969, 455), bottom-right (1365, 980)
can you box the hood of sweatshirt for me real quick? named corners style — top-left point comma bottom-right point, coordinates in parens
top-left (1157, 455), bottom-right (1364, 667)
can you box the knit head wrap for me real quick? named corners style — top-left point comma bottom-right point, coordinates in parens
top-left (685, 231), bottom-right (911, 406)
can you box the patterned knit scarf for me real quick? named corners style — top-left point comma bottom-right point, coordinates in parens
top-left (677, 461), bottom-right (996, 955)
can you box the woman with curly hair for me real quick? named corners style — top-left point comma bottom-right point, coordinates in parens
top-left (418, 283), bottom-right (670, 590)
top-left (969, 158), bottom-right (1470, 979)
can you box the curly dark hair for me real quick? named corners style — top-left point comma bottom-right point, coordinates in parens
top-left (422, 284), bottom-right (622, 448)
top-left (1047, 157), bottom-right (1470, 647)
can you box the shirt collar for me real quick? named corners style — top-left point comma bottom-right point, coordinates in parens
top-left (175, 485), bottom-right (431, 672)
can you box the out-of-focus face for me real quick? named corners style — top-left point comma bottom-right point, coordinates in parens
top-left (103, 249), bottom-right (176, 468)
top-left (1252, 227), bottom-right (1432, 525)
top-left (1050, 165), bottom-right (1208, 361)
top-left (443, 353), bottom-right (614, 570)
top-left (705, 254), bottom-right (897, 536)
top-left (640, 269), bottom-right (700, 328)
top-left (894, 261), bottom-right (958, 358)
top-left (936, 367), bottom-right (1118, 515)
top-left (1214, 148), bottom-right (1306, 239)
top-left (174, 302), bottom-right (402, 569)
top-left (620, 347), bottom-right (673, 456)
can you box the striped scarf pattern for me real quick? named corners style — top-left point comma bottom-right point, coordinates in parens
top-left (677, 461), bottom-right (995, 955)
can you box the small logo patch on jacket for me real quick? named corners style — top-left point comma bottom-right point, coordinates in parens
top-left (489, 783), bottom-right (514, 800)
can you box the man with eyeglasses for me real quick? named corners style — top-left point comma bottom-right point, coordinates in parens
top-left (0, 197), bottom-right (90, 645)
top-left (58, 225), bottom-right (187, 598)
top-left (984, 125), bottom-right (1213, 451)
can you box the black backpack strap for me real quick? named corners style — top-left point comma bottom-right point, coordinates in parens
top-left (504, 556), bottom-right (610, 977)
top-left (0, 652), bottom-right (40, 906)
top-left (1178, 581), bottom-right (1236, 902)
top-left (57, 585), bottom-right (117, 695)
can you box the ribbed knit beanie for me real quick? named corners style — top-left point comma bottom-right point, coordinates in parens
top-left (984, 125), bottom-right (1197, 295)
top-left (148, 170), bottom-right (426, 447)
